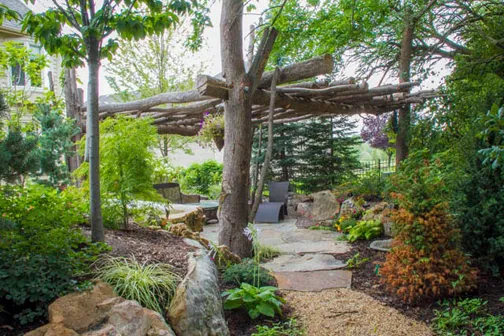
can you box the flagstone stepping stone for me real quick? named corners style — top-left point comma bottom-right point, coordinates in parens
top-left (274, 270), bottom-right (352, 291)
top-left (262, 254), bottom-right (346, 272)
top-left (276, 241), bottom-right (349, 254)
top-left (281, 229), bottom-right (341, 243)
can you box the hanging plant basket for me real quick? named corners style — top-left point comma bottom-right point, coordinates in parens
top-left (213, 135), bottom-right (224, 151)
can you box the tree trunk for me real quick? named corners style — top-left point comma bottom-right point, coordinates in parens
top-left (218, 0), bottom-right (253, 257)
top-left (64, 68), bottom-right (82, 173)
top-left (249, 68), bottom-right (279, 222)
top-left (87, 41), bottom-right (104, 242)
top-left (396, 10), bottom-right (414, 167)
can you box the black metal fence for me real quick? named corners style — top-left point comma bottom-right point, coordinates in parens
top-left (354, 159), bottom-right (396, 176)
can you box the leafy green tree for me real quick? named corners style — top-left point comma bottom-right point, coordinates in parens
top-left (0, 42), bottom-right (48, 127)
top-left (104, 28), bottom-right (202, 166)
top-left (179, 159), bottom-right (223, 197)
top-left (105, 25), bottom-right (206, 99)
top-left (20, 0), bottom-right (210, 242)
top-left (268, 0), bottom-right (502, 166)
top-left (34, 104), bottom-right (81, 187)
top-left (76, 116), bottom-right (161, 228)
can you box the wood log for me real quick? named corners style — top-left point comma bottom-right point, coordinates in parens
top-left (157, 125), bottom-right (200, 136)
top-left (275, 82), bottom-right (367, 98)
top-left (327, 82), bottom-right (419, 102)
top-left (279, 80), bottom-right (329, 89)
top-left (258, 54), bottom-right (334, 89)
top-left (197, 75), bottom-right (231, 100)
top-left (90, 90), bottom-right (211, 114)
top-left (329, 77), bottom-right (355, 86)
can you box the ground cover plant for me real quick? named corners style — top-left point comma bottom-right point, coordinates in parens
top-left (252, 318), bottom-right (304, 336)
top-left (0, 184), bottom-right (107, 324)
top-left (432, 297), bottom-right (504, 336)
top-left (94, 256), bottom-right (180, 314)
top-left (223, 259), bottom-right (275, 287)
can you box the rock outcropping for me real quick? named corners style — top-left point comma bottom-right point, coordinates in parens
top-left (167, 250), bottom-right (229, 336)
top-left (25, 282), bottom-right (175, 336)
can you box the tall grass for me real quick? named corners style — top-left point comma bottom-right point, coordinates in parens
top-left (94, 256), bottom-right (180, 314)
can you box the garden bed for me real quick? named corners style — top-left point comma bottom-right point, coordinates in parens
top-left (81, 225), bottom-right (195, 276)
top-left (347, 238), bottom-right (504, 325)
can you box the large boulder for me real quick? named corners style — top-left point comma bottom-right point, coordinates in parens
top-left (362, 202), bottom-right (395, 237)
top-left (296, 202), bottom-right (313, 217)
top-left (290, 194), bottom-right (312, 210)
top-left (25, 282), bottom-right (176, 336)
top-left (340, 197), bottom-right (362, 217)
top-left (48, 280), bottom-right (116, 333)
top-left (167, 250), bottom-right (229, 336)
top-left (309, 190), bottom-right (340, 221)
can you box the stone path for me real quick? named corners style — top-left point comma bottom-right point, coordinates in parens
top-left (201, 219), bottom-right (351, 291)
top-left (201, 220), bottom-right (432, 335)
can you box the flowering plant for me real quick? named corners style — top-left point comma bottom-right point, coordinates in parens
top-left (198, 112), bottom-right (224, 149)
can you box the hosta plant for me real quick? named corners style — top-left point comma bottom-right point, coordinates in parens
top-left (222, 283), bottom-right (285, 319)
top-left (347, 219), bottom-right (383, 242)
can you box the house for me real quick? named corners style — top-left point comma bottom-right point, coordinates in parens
top-left (0, 0), bottom-right (63, 102)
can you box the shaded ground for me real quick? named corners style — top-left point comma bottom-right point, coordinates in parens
top-left (82, 225), bottom-right (195, 276)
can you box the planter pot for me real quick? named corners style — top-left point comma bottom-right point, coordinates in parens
top-left (213, 135), bottom-right (224, 151)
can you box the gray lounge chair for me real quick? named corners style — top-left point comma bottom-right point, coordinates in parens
top-left (254, 182), bottom-right (289, 223)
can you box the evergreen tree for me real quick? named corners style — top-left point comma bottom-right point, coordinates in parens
top-left (34, 104), bottom-right (80, 187)
top-left (295, 117), bottom-right (361, 193)
top-left (251, 116), bottom-right (361, 194)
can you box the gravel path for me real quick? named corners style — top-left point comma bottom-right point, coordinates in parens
top-left (284, 288), bottom-right (433, 336)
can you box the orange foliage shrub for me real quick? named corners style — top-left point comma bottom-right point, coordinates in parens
top-left (380, 204), bottom-right (477, 303)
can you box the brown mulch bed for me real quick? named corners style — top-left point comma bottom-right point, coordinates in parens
top-left (347, 237), bottom-right (504, 325)
top-left (82, 225), bottom-right (195, 276)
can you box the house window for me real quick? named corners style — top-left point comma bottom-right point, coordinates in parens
top-left (11, 63), bottom-right (26, 86)
top-left (9, 44), bottom-right (43, 88)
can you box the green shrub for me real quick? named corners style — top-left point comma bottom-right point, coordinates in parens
top-left (222, 283), bottom-right (285, 319)
top-left (252, 318), bottom-right (304, 336)
top-left (223, 259), bottom-right (275, 287)
top-left (433, 298), bottom-right (504, 336)
top-left (178, 160), bottom-right (223, 197)
top-left (0, 184), bottom-right (106, 324)
top-left (347, 220), bottom-right (383, 242)
top-left (94, 256), bottom-right (180, 314)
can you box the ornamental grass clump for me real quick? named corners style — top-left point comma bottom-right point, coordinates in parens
top-left (380, 153), bottom-right (477, 303)
top-left (94, 256), bottom-right (180, 314)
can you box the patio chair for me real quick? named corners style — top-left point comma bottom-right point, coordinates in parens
top-left (253, 181), bottom-right (290, 223)
top-left (153, 182), bottom-right (201, 204)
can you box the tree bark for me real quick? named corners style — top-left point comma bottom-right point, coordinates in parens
top-left (87, 40), bottom-right (104, 242)
top-left (249, 68), bottom-right (279, 222)
top-left (251, 125), bottom-right (262, 200)
top-left (396, 9), bottom-right (414, 167)
top-left (64, 68), bottom-right (82, 173)
top-left (218, 0), bottom-right (253, 257)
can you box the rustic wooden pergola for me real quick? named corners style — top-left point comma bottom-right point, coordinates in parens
top-left (70, 55), bottom-right (434, 136)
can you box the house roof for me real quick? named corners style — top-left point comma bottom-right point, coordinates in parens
top-left (0, 0), bottom-right (30, 33)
